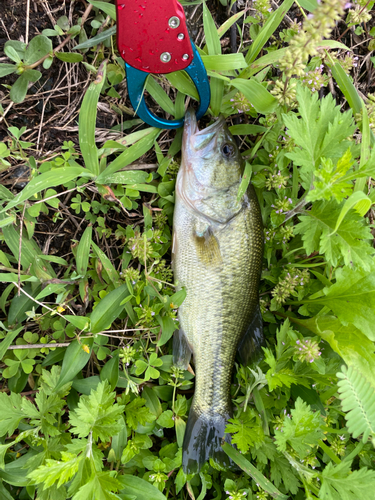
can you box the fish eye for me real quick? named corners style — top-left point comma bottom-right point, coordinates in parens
top-left (221, 143), bottom-right (235, 158)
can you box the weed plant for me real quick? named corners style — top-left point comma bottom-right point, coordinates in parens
top-left (0, 0), bottom-right (375, 499)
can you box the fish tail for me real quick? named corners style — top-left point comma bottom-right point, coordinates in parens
top-left (182, 406), bottom-right (232, 474)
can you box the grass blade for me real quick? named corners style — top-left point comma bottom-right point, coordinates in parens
top-left (201, 53), bottom-right (247, 71)
top-left (97, 128), bottom-right (160, 181)
top-left (79, 62), bottom-right (107, 176)
top-left (203, 2), bottom-right (221, 55)
top-left (91, 241), bottom-right (120, 285)
top-left (90, 284), bottom-right (130, 334)
top-left (166, 71), bottom-right (199, 100)
top-left (231, 78), bottom-right (277, 114)
top-left (1, 167), bottom-right (89, 213)
top-left (202, 1), bottom-right (224, 115)
top-left (88, 0), bottom-right (116, 19)
top-left (76, 225), bottom-right (92, 276)
top-left (222, 443), bottom-right (289, 499)
top-left (119, 475), bottom-right (168, 500)
top-left (330, 62), bottom-right (362, 115)
top-left (146, 77), bottom-right (175, 116)
top-left (74, 26), bottom-right (116, 51)
top-left (237, 161), bottom-right (252, 202)
top-left (55, 338), bottom-right (94, 391)
top-left (244, 0), bottom-right (294, 65)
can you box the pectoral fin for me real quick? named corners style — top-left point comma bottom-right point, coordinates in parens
top-left (173, 329), bottom-right (193, 370)
top-left (193, 226), bottom-right (222, 267)
top-left (237, 304), bottom-right (264, 366)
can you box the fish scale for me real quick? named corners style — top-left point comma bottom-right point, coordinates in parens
top-left (172, 109), bottom-right (264, 473)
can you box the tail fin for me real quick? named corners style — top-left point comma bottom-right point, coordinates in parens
top-left (182, 407), bottom-right (232, 474)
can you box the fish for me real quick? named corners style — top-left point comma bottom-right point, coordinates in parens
top-left (172, 109), bottom-right (264, 474)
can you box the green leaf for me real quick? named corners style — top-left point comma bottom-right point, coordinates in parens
top-left (236, 161), bottom-right (252, 202)
top-left (0, 63), bottom-right (16, 77)
top-left (55, 52), bottom-right (83, 63)
top-left (222, 443), bottom-right (288, 499)
top-left (294, 200), bottom-right (374, 270)
top-left (306, 149), bottom-right (354, 203)
top-left (100, 170), bottom-right (151, 185)
top-left (229, 124), bottom-right (267, 135)
top-left (166, 71), bottom-right (199, 100)
top-left (320, 460), bottom-right (375, 500)
top-left (142, 387), bottom-right (162, 418)
top-left (24, 35), bottom-right (52, 65)
top-left (74, 471), bottom-right (122, 500)
top-left (284, 86), bottom-right (355, 189)
top-left (202, 2), bottom-right (221, 55)
top-left (330, 62), bottom-right (362, 116)
top-left (28, 453), bottom-right (81, 489)
top-left (231, 78), bottom-right (277, 114)
top-left (76, 225), bottom-right (92, 276)
top-left (245, 0), bottom-right (294, 65)
top-left (90, 284), bottom-right (130, 334)
top-left (100, 354), bottom-right (119, 390)
top-left (297, 0), bottom-right (318, 10)
top-left (329, 191), bottom-right (372, 234)
top-left (1, 167), bottom-right (91, 213)
top-left (156, 410), bottom-right (175, 428)
top-left (119, 475), bottom-right (168, 500)
top-left (201, 54), bottom-right (247, 71)
top-left (97, 128), bottom-right (159, 181)
top-left (303, 266), bottom-right (375, 341)
top-left (9, 74), bottom-right (29, 104)
top-left (89, 0), bottom-right (116, 20)
top-left (294, 315), bottom-right (375, 390)
top-left (124, 397), bottom-right (155, 431)
top-left (0, 328), bottom-right (22, 360)
top-left (244, 48), bottom-right (288, 77)
top-left (69, 380), bottom-right (125, 441)
top-left (73, 26), bottom-right (116, 51)
top-left (4, 45), bottom-right (22, 63)
top-left (55, 338), bottom-right (94, 391)
top-left (156, 315), bottom-right (178, 347)
top-left (146, 77), bottom-right (175, 116)
top-left (337, 365), bottom-right (375, 442)
top-left (275, 398), bottom-right (325, 458)
top-left (79, 63), bottom-right (107, 176)
top-left (91, 241), bottom-right (120, 285)
top-left (0, 393), bottom-right (28, 437)
top-left (226, 409), bottom-right (264, 453)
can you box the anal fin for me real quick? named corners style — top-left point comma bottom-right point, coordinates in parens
top-left (173, 329), bottom-right (193, 370)
top-left (237, 304), bottom-right (265, 366)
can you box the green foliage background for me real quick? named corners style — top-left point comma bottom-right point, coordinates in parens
top-left (1, 0), bottom-right (375, 499)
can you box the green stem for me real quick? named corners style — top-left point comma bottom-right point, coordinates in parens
top-left (294, 0), bottom-right (308, 19)
top-left (343, 440), bottom-right (365, 463)
top-left (318, 439), bottom-right (341, 464)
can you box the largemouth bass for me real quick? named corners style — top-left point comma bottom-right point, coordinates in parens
top-left (172, 109), bottom-right (264, 474)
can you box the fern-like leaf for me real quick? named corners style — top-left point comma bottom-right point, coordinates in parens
top-left (337, 365), bottom-right (375, 443)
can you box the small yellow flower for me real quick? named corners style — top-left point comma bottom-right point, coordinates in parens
top-left (57, 306), bottom-right (65, 313)
top-left (82, 344), bottom-right (90, 354)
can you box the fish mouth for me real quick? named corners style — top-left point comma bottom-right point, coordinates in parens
top-left (183, 108), bottom-right (226, 152)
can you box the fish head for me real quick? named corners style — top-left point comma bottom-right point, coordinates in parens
top-left (177, 109), bottom-right (244, 223)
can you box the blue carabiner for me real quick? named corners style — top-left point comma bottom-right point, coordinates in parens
top-left (125, 45), bottom-right (210, 129)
